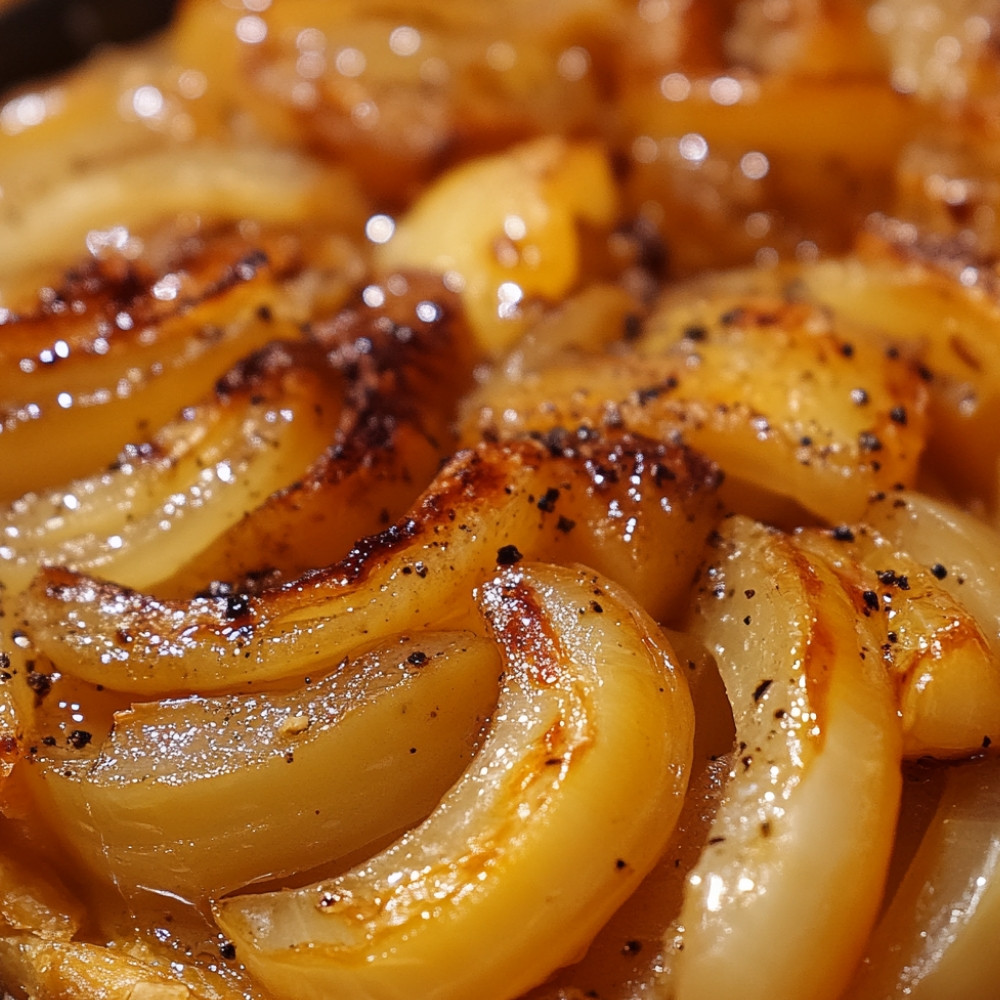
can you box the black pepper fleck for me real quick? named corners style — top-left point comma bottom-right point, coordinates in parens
top-left (537, 487), bottom-right (560, 513)
top-left (496, 545), bottom-right (523, 566)
top-left (67, 730), bottom-right (92, 749)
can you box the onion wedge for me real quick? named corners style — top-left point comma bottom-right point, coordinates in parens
top-left (796, 524), bottom-right (1000, 759)
top-left (846, 757), bottom-right (1000, 999)
top-left (20, 432), bottom-right (721, 695)
top-left (213, 562), bottom-right (694, 1000)
top-left (0, 141), bottom-right (366, 287)
top-left (465, 282), bottom-right (928, 524)
top-left (24, 631), bottom-right (499, 902)
top-left (0, 348), bottom-right (342, 595)
top-left (0, 221), bottom-right (355, 502)
top-left (377, 136), bottom-right (618, 353)
top-left (862, 490), bottom-right (1000, 659)
top-left (664, 515), bottom-right (902, 1000)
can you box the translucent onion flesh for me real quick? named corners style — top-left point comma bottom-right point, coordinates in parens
top-left (23, 631), bottom-right (500, 903)
top-left (214, 562), bottom-right (695, 1000)
top-left (846, 757), bottom-right (1000, 1000)
top-left (665, 515), bottom-right (903, 1000)
top-left (19, 433), bottom-right (722, 695)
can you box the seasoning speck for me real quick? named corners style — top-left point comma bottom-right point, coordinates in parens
top-left (496, 544), bottom-right (523, 566)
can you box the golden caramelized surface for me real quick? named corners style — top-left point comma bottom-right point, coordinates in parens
top-left (3, 1), bottom-right (1000, 999)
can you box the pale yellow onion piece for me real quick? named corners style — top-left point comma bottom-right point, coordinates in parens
top-left (0, 845), bottom-right (83, 942)
top-left (863, 490), bottom-right (1000, 657)
top-left (376, 136), bottom-right (618, 353)
top-left (0, 41), bottom-right (221, 214)
top-left (0, 934), bottom-right (246, 1000)
top-left (798, 240), bottom-right (1000, 507)
top-left (524, 633), bottom-right (734, 1000)
top-left (0, 366), bottom-right (341, 595)
top-left (23, 434), bottom-right (721, 694)
top-left (0, 141), bottom-right (366, 287)
top-left (796, 526), bottom-right (1000, 758)
top-left (665, 516), bottom-right (902, 1000)
top-left (462, 282), bottom-right (928, 524)
top-left (25, 631), bottom-right (499, 902)
top-left (846, 757), bottom-right (1000, 999)
top-left (214, 562), bottom-right (695, 1000)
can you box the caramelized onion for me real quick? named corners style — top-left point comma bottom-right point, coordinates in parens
top-left (215, 562), bottom-right (694, 1000)
top-left (466, 276), bottom-right (928, 523)
top-left (24, 631), bottom-right (499, 902)
top-left (20, 432), bottom-right (722, 695)
top-left (664, 516), bottom-right (902, 1000)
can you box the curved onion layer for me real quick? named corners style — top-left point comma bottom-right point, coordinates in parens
top-left (844, 757), bottom-right (1000, 999)
top-left (20, 431), bottom-right (722, 695)
top-left (376, 136), bottom-right (618, 352)
top-left (798, 223), bottom-right (1000, 511)
top-left (465, 279), bottom-right (928, 524)
top-left (214, 562), bottom-right (695, 1000)
top-left (0, 934), bottom-right (248, 1000)
top-left (0, 43), bottom-right (189, 211)
top-left (0, 350), bottom-right (342, 595)
top-left (0, 141), bottom-right (368, 291)
top-left (663, 515), bottom-right (902, 1000)
top-left (862, 490), bottom-right (1000, 658)
top-left (0, 272), bottom-right (477, 596)
top-left (524, 632), bottom-right (735, 1000)
top-left (797, 524), bottom-right (1000, 759)
top-left (24, 631), bottom-right (499, 903)
top-left (0, 221), bottom-right (361, 502)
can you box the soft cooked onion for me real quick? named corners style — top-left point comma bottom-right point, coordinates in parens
top-left (465, 271), bottom-right (929, 523)
top-left (19, 432), bottom-right (722, 695)
top-left (797, 523), bottom-right (1000, 759)
top-left (665, 516), bottom-right (902, 1000)
top-left (215, 562), bottom-right (694, 1000)
top-left (846, 757), bottom-right (1000, 999)
top-left (0, 142), bottom-right (368, 290)
top-left (4, 0), bottom-right (1000, 996)
top-left (24, 631), bottom-right (501, 902)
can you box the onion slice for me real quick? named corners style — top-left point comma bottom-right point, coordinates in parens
top-left (846, 757), bottom-right (1000, 999)
top-left (21, 433), bottom-right (721, 695)
top-left (213, 562), bottom-right (694, 1000)
top-left (796, 524), bottom-right (1000, 759)
top-left (665, 515), bottom-right (902, 1000)
top-left (863, 490), bottom-right (1000, 658)
top-left (24, 631), bottom-right (500, 903)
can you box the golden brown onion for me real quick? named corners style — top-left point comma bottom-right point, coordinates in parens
top-left (20, 431), bottom-right (722, 695)
top-left (215, 562), bottom-right (694, 1000)
top-left (663, 516), bottom-right (902, 1000)
top-left (24, 631), bottom-right (500, 903)
top-left (466, 278), bottom-right (928, 524)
